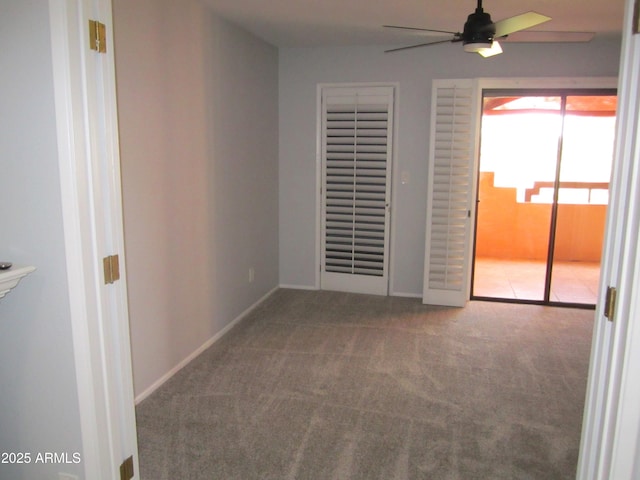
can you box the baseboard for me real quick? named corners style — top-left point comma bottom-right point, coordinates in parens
top-left (391, 291), bottom-right (423, 299)
top-left (279, 283), bottom-right (318, 291)
top-left (134, 286), bottom-right (279, 404)
top-left (280, 284), bottom-right (421, 299)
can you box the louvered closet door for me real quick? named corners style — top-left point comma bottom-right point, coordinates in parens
top-left (423, 79), bottom-right (480, 306)
top-left (320, 86), bottom-right (394, 295)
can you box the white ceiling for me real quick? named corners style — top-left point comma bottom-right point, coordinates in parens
top-left (201, 0), bottom-right (625, 48)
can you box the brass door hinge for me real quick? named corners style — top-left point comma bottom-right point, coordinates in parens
top-left (604, 286), bottom-right (617, 321)
top-left (89, 19), bottom-right (107, 53)
top-left (120, 455), bottom-right (134, 480)
top-left (103, 254), bottom-right (120, 284)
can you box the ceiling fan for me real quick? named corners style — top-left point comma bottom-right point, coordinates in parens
top-left (384, 0), bottom-right (593, 57)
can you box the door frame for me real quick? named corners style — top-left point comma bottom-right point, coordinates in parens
top-left (471, 87), bottom-right (617, 307)
top-left (421, 77), bottom-right (615, 308)
top-left (469, 78), bottom-right (617, 305)
top-left (578, 0), bottom-right (640, 475)
top-left (315, 82), bottom-right (399, 294)
top-left (49, 0), bottom-right (139, 478)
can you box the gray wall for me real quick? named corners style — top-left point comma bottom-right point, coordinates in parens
top-left (278, 36), bottom-right (622, 296)
top-left (0, 1), bottom-right (83, 479)
top-left (113, 0), bottom-right (279, 397)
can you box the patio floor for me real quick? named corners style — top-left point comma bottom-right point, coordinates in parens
top-left (472, 257), bottom-right (601, 305)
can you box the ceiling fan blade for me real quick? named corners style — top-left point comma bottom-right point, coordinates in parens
top-left (502, 31), bottom-right (595, 43)
top-left (385, 38), bottom-right (458, 53)
top-left (493, 11), bottom-right (551, 38)
top-left (383, 25), bottom-right (458, 36)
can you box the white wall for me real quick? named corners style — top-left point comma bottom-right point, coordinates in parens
top-left (279, 36), bottom-right (622, 296)
top-left (0, 1), bottom-right (84, 479)
top-left (113, 0), bottom-right (279, 398)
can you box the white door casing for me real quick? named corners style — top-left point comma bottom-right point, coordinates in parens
top-left (320, 85), bottom-right (395, 296)
top-left (50, 0), bottom-right (139, 478)
top-left (578, 0), bottom-right (640, 476)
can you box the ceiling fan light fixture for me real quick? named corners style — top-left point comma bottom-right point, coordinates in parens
top-left (464, 41), bottom-right (493, 53)
top-left (478, 40), bottom-right (503, 57)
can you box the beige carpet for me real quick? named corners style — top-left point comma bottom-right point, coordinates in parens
top-left (136, 288), bottom-right (594, 479)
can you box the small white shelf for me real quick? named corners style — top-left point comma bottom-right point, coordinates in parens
top-left (0, 265), bottom-right (36, 299)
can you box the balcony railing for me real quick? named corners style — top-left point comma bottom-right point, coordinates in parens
top-left (524, 181), bottom-right (610, 204)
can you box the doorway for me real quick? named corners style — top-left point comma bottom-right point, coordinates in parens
top-left (471, 90), bottom-right (617, 307)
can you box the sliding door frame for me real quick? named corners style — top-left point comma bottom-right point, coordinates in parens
top-left (421, 77), bottom-right (616, 308)
top-left (471, 86), bottom-right (617, 308)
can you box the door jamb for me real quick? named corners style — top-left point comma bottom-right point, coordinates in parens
top-left (49, 0), bottom-right (139, 477)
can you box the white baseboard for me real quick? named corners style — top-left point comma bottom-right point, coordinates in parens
top-left (391, 291), bottom-right (423, 299)
top-left (134, 286), bottom-right (279, 404)
top-left (280, 283), bottom-right (421, 299)
top-left (279, 283), bottom-right (318, 291)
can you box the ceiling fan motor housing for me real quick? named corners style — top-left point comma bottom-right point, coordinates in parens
top-left (463, 8), bottom-right (495, 46)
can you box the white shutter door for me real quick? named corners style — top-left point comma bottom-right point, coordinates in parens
top-left (423, 79), bottom-right (479, 306)
top-left (320, 86), bottom-right (394, 295)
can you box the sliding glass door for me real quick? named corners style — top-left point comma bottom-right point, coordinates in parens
top-left (472, 91), bottom-right (616, 306)
top-left (549, 95), bottom-right (616, 304)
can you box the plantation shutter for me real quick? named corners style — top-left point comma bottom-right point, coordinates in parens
top-left (423, 79), bottom-right (480, 306)
top-left (320, 86), bottom-right (394, 295)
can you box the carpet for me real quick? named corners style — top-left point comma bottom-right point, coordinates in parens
top-left (136, 288), bottom-right (593, 479)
